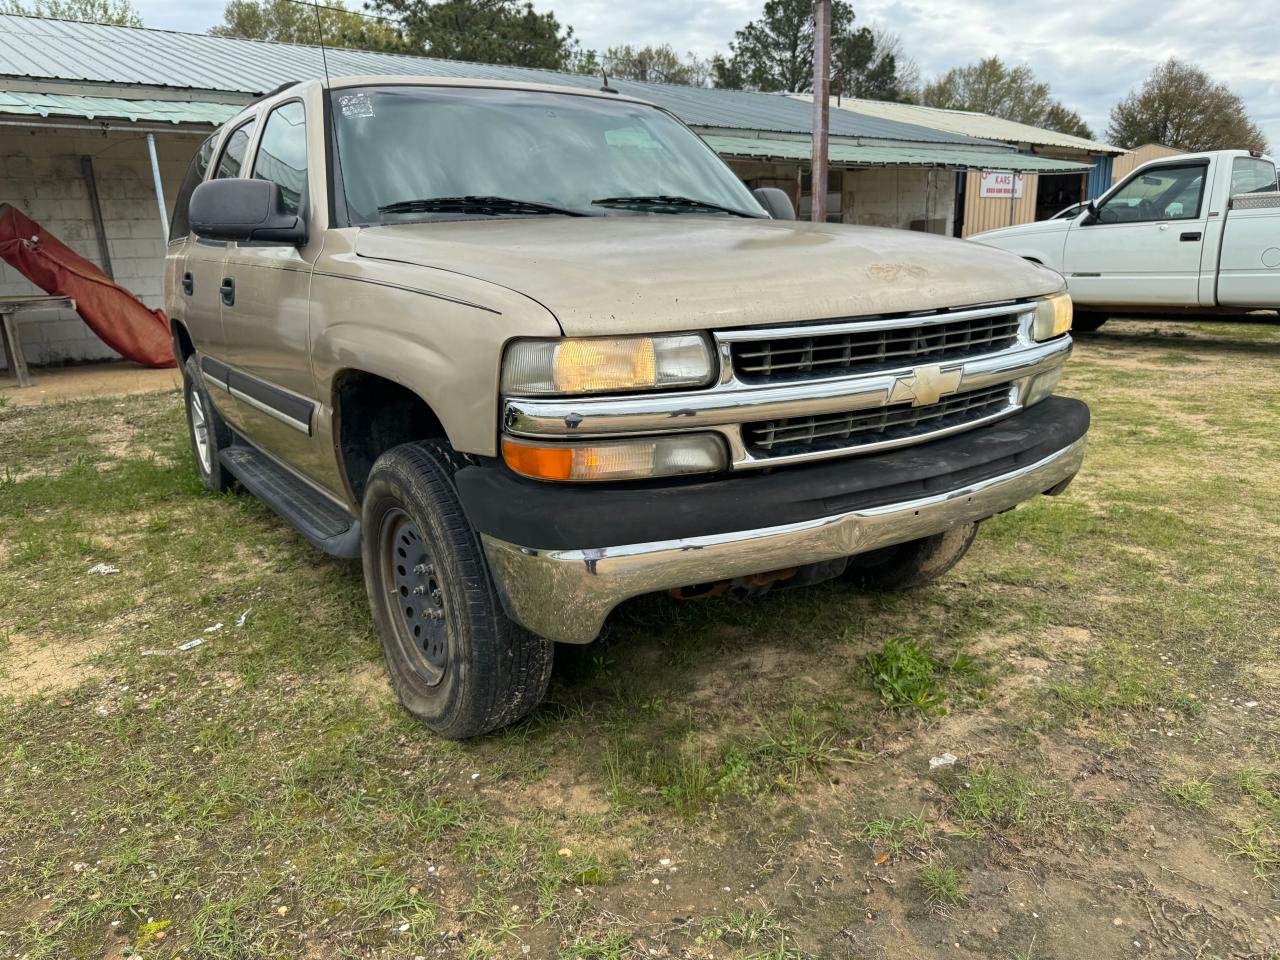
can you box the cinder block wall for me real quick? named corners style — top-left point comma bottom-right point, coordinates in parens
top-left (0, 126), bottom-right (204, 367)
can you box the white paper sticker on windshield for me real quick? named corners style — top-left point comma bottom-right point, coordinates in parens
top-left (337, 92), bottom-right (375, 119)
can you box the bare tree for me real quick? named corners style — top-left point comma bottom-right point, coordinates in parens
top-left (603, 44), bottom-right (711, 87)
top-left (1107, 58), bottom-right (1267, 153)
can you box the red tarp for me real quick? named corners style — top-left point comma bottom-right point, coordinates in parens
top-left (0, 204), bottom-right (175, 368)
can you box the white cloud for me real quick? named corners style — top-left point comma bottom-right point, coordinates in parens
top-left (133, 0), bottom-right (1279, 147)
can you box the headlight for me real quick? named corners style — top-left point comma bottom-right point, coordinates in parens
top-left (502, 434), bottom-right (726, 482)
top-left (501, 334), bottom-right (715, 396)
top-left (1032, 293), bottom-right (1072, 341)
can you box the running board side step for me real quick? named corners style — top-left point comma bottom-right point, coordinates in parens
top-left (220, 444), bottom-right (362, 559)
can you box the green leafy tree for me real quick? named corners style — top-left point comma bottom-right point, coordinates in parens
top-left (1107, 58), bottom-right (1267, 153)
top-left (209, 0), bottom-right (402, 50)
top-left (920, 57), bottom-right (1093, 139)
top-left (569, 45), bottom-right (601, 77)
top-left (0, 0), bottom-right (140, 25)
top-left (711, 0), bottom-right (909, 100)
top-left (603, 44), bottom-right (710, 86)
top-left (367, 0), bottom-right (576, 70)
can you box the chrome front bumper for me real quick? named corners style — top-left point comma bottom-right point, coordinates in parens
top-left (481, 435), bottom-right (1086, 644)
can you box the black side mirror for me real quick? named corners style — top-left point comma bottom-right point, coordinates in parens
top-left (189, 178), bottom-right (306, 244)
top-left (1080, 199), bottom-right (1099, 225)
top-left (752, 187), bottom-right (796, 221)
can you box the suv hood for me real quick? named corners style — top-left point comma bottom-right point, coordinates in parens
top-left (355, 217), bottom-right (1064, 336)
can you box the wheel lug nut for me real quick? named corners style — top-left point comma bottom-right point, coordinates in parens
top-left (412, 585), bottom-right (427, 595)
top-left (413, 563), bottom-right (433, 575)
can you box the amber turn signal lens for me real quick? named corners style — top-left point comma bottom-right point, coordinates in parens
top-left (501, 440), bottom-right (575, 481)
top-left (502, 434), bottom-right (726, 482)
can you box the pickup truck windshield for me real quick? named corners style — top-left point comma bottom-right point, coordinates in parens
top-left (331, 85), bottom-right (766, 224)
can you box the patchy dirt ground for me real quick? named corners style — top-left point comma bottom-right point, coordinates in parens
top-left (1, 317), bottom-right (1278, 960)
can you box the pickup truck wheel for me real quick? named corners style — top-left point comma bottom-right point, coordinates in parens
top-left (182, 354), bottom-right (232, 493)
top-left (1073, 312), bottom-right (1108, 333)
top-left (361, 440), bottom-right (553, 739)
top-left (843, 522), bottom-right (979, 591)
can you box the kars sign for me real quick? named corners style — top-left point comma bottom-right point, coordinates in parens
top-left (979, 170), bottom-right (1024, 199)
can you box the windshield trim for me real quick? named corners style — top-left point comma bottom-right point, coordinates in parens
top-left (326, 83), bottom-right (767, 229)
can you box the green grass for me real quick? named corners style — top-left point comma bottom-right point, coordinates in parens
top-left (918, 862), bottom-right (967, 909)
top-left (2, 318), bottom-right (1279, 957)
top-left (862, 637), bottom-right (947, 713)
top-left (862, 810), bottom-right (932, 854)
top-left (1165, 777), bottom-right (1215, 811)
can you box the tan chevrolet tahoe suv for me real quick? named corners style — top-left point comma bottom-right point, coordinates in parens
top-left (165, 76), bottom-right (1088, 738)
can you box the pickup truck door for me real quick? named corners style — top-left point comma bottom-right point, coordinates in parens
top-left (218, 99), bottom-right (327, 480)
top-left (1216, 156), bottom-right (1280, 308)
top-left (1062, 159), bottom-right (1210, 306)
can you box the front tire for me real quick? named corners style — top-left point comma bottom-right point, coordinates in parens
top-left (361, 440), bottom-right (553, 739)
top-left (844, 523), bottom-right (979, 592)
top-left (1073, 312), bottom-right (1108, 333)
top-left (182, 354), bottom-right (232, 493)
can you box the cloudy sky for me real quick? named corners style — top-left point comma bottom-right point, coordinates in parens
top-left (134, 0), bottom-right (1280, 148)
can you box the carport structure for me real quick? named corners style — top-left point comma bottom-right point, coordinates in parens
top-left (0, 13), bottom-right (1093, 368)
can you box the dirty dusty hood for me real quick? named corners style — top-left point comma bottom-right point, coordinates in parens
top-left (355, 217), bottom-right (1065, 336)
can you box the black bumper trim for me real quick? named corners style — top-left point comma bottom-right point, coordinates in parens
top-left (456, 395), bottom-right (1089, 551)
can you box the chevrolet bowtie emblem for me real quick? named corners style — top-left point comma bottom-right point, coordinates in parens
top-left (889, 364), bottom-right (963, 407)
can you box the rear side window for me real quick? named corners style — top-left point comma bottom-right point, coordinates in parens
top-left (250, 101), bottom-right (308, 216)
top-left (214, 120), bottom-right (256, 179)
top-left (168, 134), bottom-right (217, 241)
top-left (1231, 157), bottom-right (1277, 195)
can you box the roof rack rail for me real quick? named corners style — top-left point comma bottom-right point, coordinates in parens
top-left (253, 80), bottom-right (302, 103)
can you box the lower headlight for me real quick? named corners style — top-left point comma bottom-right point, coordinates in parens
top-left (501, 334), bottom-right (715, 396)
top-left (1032, 293), bottom-right (1073, 341)
top-left (1024, 366), bottom-right (1063, 406)
top-left (502, 434), bottom-right (726, 482)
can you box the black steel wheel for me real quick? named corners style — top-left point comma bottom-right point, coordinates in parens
top-left (377, 508), bottom-right (449, 687)
top-left (361, 439), bottom-right (553, 739)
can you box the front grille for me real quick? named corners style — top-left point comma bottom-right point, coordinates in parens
top-left (745, 383), bottom-right (1014, 458)
top-left (732, 312), bottom-right (1022, 383)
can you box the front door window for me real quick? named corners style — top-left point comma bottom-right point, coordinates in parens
top-left (1094, 163), bottom-right (1207, 223)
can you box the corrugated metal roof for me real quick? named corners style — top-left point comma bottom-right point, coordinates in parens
top-left (792, 93), bottom-right (1122, 155)
top-left (0, 90), bottom-right (238, 124)
top-left (706, 135), bottom-right (1094, 173)
top-left (0, 14), bottom-right (995, 146)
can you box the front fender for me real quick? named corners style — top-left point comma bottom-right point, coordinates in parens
top-left (308, 271), bottom-right (561, 458)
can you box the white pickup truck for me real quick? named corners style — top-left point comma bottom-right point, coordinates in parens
top-left (972, 150), bottom-right (1279, 330)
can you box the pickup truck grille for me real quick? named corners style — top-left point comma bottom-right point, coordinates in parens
top-left (744, 383), bottom-right (1014, 458)
top-left (731, 312), bottom-right (1021, 383)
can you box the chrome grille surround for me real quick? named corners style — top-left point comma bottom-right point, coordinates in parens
top-left (502, 301), bottom-right (1073, 471)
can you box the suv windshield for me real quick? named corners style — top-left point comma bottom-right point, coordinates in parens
top-left (331, 85), bottom-right (766, 224)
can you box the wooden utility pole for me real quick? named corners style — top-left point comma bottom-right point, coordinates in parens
top-left (810, 0), bottom-right (832, 222)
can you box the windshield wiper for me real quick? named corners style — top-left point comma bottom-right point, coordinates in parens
top-left (591, 195), bottom-right (760, 218)
top-left (377, 196), bottom-right (588, 217)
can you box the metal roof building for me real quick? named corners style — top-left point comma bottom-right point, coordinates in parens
top-left (0, 13), bottom-right (1088, 166)
top-left (0, 14), bottom-right (1101, 370)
